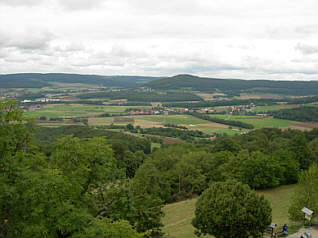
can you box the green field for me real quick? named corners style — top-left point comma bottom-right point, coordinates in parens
top-left (162, 184), bottom-right (298, 238)
top-left (26, 88), bottom-right (43, 93)
top-left (189, 125), bottom-right (242, 136)
top-left (253, 105), bottom-right (298, 113)
top-left (24, 104), bottom-right (152, 119)
top-left (209, 115), bottom-right (293, 128)
top-left (139, 115), bottom-right (208, 125)
top-left (306, 102), bottom-right (318, 107)
top-left (24, 111), bottom-right (86, 118)
top-left (43, 104), bottom-right (151, 112)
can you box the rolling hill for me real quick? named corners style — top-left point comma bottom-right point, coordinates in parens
top-left (2, 73), bottom-right (318, 96)
top-left (0, 73), bottom-right (160, 88)
top-left (144, 74), bottom-right (318, 96)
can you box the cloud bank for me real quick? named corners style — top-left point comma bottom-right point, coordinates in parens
top-left (0, 0), bottom-right (318, 80)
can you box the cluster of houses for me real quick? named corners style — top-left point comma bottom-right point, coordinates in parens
top-left (229, 103), bottom-right (255, 114)
top-left (128, 109), bottom-right (162, 115)
top-left (128, 107), bottom-right (219, 116)
top-left (26, 105), bottom-right (41, 112)
top-left (22, 98), bottom-right (60, 103)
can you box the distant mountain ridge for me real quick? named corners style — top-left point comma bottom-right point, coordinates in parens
top-left (143, 74), bottom-right (318, 96)
top-left (1, 73), bottom-right (318, 96)
top-left (0, 73), bottom-right (160, 88)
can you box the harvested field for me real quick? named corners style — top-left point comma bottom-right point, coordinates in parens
top-left (88, 117), bottom-right (113, 125)
top-left (43, 104), bottom-right (62, 108)
top-left (139, 115), bottom-right (207, 125)
top-left (114, 117), bottom-right (134, 122)
top-left (145, 135), bottom-right (182, 144)
top-left (287, 122), bottom-right (318, 131)
top-left (161, 137), bottom-right (183, 144)
top-left (152, 102), bottom-right (162, 107)
top-left (134, 119), bottom-right (165, 128)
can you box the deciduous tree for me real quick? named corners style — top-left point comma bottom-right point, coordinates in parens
top-left (192, 180), bottom-right (272, 238)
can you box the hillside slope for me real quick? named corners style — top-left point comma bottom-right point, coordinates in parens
top-left (0, 73), bottom-right (160, 88)
top-left (144, 74), bottom-right (318, 96)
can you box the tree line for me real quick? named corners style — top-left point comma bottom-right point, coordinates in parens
top-left (189, 112), bottom-right (254, 129)
top-left (270, 106), bottom-right (318, 122)
top-left (78, 89), bottom-right (203, 102)
top-left (134, 128), bottom-right (318, 203)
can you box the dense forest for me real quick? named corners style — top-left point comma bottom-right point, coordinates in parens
top-left (1, 100), bottom-right (318, 237)
top-left (145, 74), bottom-right (318, 96)
top-left (0, 76), bottom-right (50, 88)
top-left (134, 128), bottom-right (318, 203)
top-left (0, 101), bottom-right (162, 237)
top-left (270, 106), bottom-right (318, 122)
top-left (163, 98), bottom-right (280, 108)
top-left (77, 89), bottom-right (203, 102)
top-left (0, 73), bottom-right (159, 88)
top-left (286, 95), bottom-right (318, 105)
top-left (163, 96), bottom-right (318, 109)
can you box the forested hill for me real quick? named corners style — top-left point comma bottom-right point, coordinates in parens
top-left (144, 74), bottom-right (318, 96)
top-left (0, 73), bottom-right (160, 88)
top-left (2, 73), bottom-right (318, 95)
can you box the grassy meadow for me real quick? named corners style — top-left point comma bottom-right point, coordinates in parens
top-left (139, 115), bottom-right (208, 125)
top-left (162, 184), bottom-right (298, 238)
top-left (208, 114), bottom-right (294, 129)
top-left (253, 105), bottom-right (299, 113)
top-left (24, 104), bottom-right (152, 119)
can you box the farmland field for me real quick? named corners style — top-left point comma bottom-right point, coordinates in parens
top-left (162, 184), bottom-right (298, 238)
top-left (187, 124), bottom-right (241, 136)
top-left (21, 99), bottom-right (317, 138)
top-left (24, 111), bottom-right (86, 118)
top-left (208, 114), bottom-right (293, 128)
top-left (138, 115), bottom-right (208, 125)
top-left (24, 104), bottom-right (152, 119)
top-left (43, 104), bottom-right (151, 112)
top-left (253, 104), bottom-right (299, 113)
top-left (237, 117), bottom-right (293, 128)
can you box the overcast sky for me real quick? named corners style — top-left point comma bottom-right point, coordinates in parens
top-left (1, 0), bottom-right (318, 80)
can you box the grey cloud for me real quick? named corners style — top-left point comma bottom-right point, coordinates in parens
top-left (0, 0), bottom-right (41, 7)
top-left (64, 43), bottom-right (86, 52)
top-left (110, 45), bottom-right (132, 58)
top-left (295, 43), bottom-right (318, 55)
top-left (50, 43), bottom-right (86, 55)
top-left (56, 0), bottom-right (106, 10)
top-left (0, 0), bottom-right (106, 10)
top-left (69, 45), bottom-right (146, 68)
top-left (123, 0), bottom-right (209, 16)
top-left (227, 44), bottom-right (254, 50)
top-left (0, 31), bottom-right (55, 51)
top-left (294, 25), bottom-right (318, 35)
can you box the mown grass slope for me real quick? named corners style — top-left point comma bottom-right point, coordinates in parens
top-left (162, 184), bottom-right (297, 238)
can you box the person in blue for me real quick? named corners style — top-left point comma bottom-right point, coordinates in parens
top-left (282, 224), bottom-right (288, 236)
